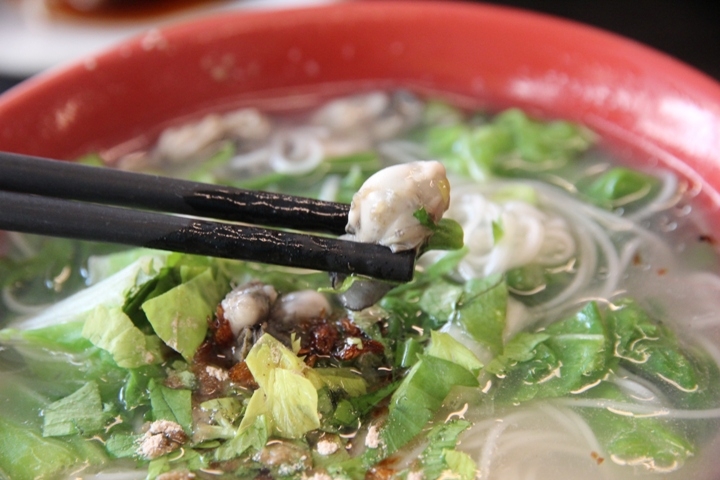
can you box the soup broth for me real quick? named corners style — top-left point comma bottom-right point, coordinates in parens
top-left (1, 91), bottom-right (720, 480)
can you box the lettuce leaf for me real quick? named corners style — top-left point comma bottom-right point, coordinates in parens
top-left (82, 305), bottom-right (163, 368)
top-left (267, 369), bottom-right (321, 438)
top-left (146, 448), bottom-right (207, 480)
top-left (581, 167), bottom-right (659, 209)
top-left (443, 449), bottom-right (477, 480)
top-left (420, 108), bottom-right (594, 180)
top-left (8, 254), bottom-right (165, 331)
top-left (0, 416), bottom-right (107, 480)
top-left (414, 207), bottom-right (465, 251)
top-left (0, 321), bottom-right (128, 400)
top-left (580, 383), bottom-right (695, 472)
top-left (242, 334), bottom-right (321, 439)
top-left (426, 330), bottom-right (483, 376)
top-left (148, 379), bottom-right (193, 434)
top-left (608, 299), bottom-right (700, 394)
top-left (370, 355), bottom-right (479, 461)
top-left (314, 368), bottom-right (368, 397)
top-left (142, 267), bottom-right (227, 360)
top-left (42, 381), bottom-right (111, 437)
top-left (105, 433), bottom-right (141, 458)
top-left (215, 414), bottom-right (269, 462)
top-left (454, 274), bottom-right (507, 355)
top-left (490, 302), bottom-right (608, 403)
top-left (418, 419), bottom-right (473, 479)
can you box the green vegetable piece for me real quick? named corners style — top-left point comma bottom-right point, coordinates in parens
top-left (424, 124), bottom-right (469, 157)
top-left (121, 366), bottom-right (164, 410)
top-left (76, 152), bottom-right (105, 166)
top-left (419, 419), bottom-right (472, 480)
top-left (582, 383), bottom-right (695, 472)
top-left (463, 125), bottom-right (514, 176)
top-left (146, 449), bottom-right (208, 480)
top-left (491, 302), bottom-right (608, 403)
top-left (200, 397), bottom-right (245, 424)
top-left (505, 264), bottom-right (547, 293)
top-left (417, 278), bottom-right (464, 326)
top-left (148, 379), bottom-right (193, 434)
top-left (443, 449), bottom-right (478, 480)
top-left (372, 355), bottom-right (479, 460)
top-left (490, 184), bottom-right (539, 205)
top-left (395, 337), bottom-right (424, 368)
top-left (607, 299), bottom-right (702, 395)
top-left (455, 274), bottom-right (508, 355)
top-left (427, 330), bottom-right (483, 376)
top-left (494, 108), bottom-right (594, 167)
top-left (0, 416), bottom-right (107, 480)
top-left (239, 387), bottom-right (272, 431)
top-left (42, 381), bottom-right (110, 437)
top-left (105, 433), bottom-right (141, 458)
top-left (82, 305), bottom-right (163, 368)
top-left (333, 399), bottom-right (359, 427)
top-left (215, 414), bottom-right (269, 462)
top-left (147, 456), bottom-right (170, 479)
top-left (484, 332), bottom-right (551, 375)
top-left (583, 167), bottom-right (659, 208)
top-left (267, 369), bottom-right (322, 438)
top-left (0, 321), bottom-right (129, 402)
top-left (243, 334), bottom-right (321, 439)
top-left (7, 253), bottom-right (164, 331)
top-left (314, 368), bottom-right (368, 397)
top-left (414, 207), bottom-right (465, 251)
top-left (326, 151), bottom-right (381, 174)
top-left (245, 333), bottom-right (310, 387)
top-left (86, 248), bottom-right (167, 285)
top-left (0, 320), bottom-right (92, 354)
top-left (349, 381), bottom-right (401, 417)
top-left (142, 267), bottom-right (227, 360)
top-left (491, 220), bottom-right (503, 243)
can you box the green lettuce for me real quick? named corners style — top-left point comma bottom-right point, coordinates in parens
top-left (581, 167), bottom-right (659, 209)
top-left (82, 305), bottom-right (163, 368)
top-left (43, 381), bottom-right (112, 437)
top-left (418, 419), bottom-right (473, 479)
top-left (314, 368), bottom-right (368, 397)
top-left (414, 207), bottom-right (465, 252)
top-left (420, 108), bottom-right (594, 180)
top-left (0, 321), bottom-right (128, 399)
top-left (6, 254), bottom-right (165, 331)
top-left (368, 354), bottom-right (479, 462)
top-left (489, 302), bottom-right (608, 403)
top-left (242, 334), bottom-right (321, 439)
top-left (142, 266), bottom-right (228, 360)
top-left (454, 274), bottom-right (508, 355)
top-left (426, 330), bottom-right (483, 376)
top-left (215, 414), bottom-right (269, 462)
top-left (580, 383), bottom-right (695, 472)
top-left (0, 416), bottom-right (108, 480)
top-left (148, 379), bottom-right (193, 434)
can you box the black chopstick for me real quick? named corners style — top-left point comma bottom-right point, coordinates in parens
top-left (0, 152), bottom-right (416, 283)
top-left (0, 190), bottom-right (415, 283)
top-left (0, 151), bottom-right (350, 235)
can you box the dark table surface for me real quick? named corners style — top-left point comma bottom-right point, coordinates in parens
top-left (0, 0), bottom-right (718, 94)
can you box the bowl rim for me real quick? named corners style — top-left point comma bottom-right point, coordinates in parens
top-left (1, 0), bottom-right (720, 219)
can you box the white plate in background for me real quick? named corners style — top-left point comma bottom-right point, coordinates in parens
top-left (0, 0), bottom-right (339, 77)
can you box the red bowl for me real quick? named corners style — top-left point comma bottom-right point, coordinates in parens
top-left (1, 1), bottom-right (720, 219)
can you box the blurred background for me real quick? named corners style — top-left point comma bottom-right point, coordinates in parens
top-left (1, 0), bottom-right (718, 94)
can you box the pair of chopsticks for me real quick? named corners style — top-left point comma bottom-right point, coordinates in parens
top-left (0, 152), bottom-right (415, 283)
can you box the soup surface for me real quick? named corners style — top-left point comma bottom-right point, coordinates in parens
top-left (1, 91), bottom-right (720, 480)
